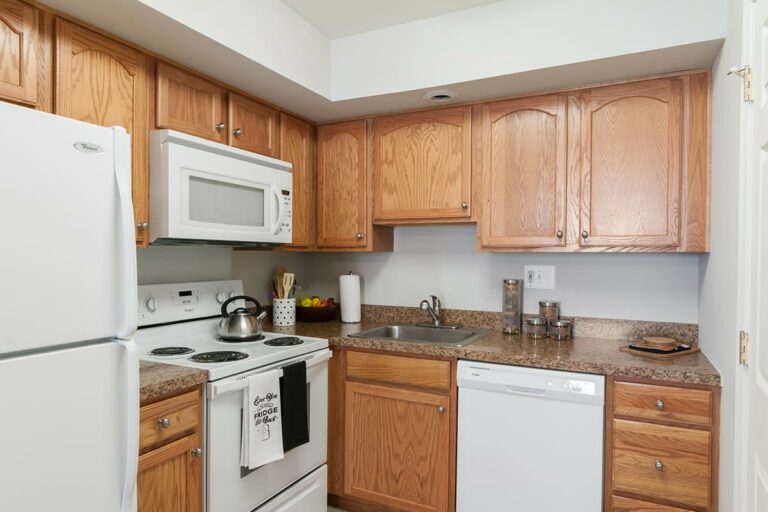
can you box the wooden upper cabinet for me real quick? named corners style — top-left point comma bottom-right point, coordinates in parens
top-left (317, 120), bottom-right (369, 248)
top-left (54, 19), bottom-right (149, 246)
top-left (228, 92), bottom-right (278, 156)
top-left (280, 113), bottom-right (314, 248)
top-left (156, 62), bottom-right (227, 143)
top-left (576, 78), bottom-right (683, 248)
top-left (344, 381), bottom-right (451, 512)
top-left (0, 0), bottom-right (38, 106)
top-left (476, 94), bottom-right (567, 248)
top-left (372, 106), bottom-right (472, 223)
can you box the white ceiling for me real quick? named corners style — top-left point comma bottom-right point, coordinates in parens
top-left (280, 0), bottom-right (503, 38)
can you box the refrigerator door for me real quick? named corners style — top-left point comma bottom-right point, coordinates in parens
top-left (0, 339), bottom-right (139, 512)
top-left (0, 102), bottom-right (138, 354)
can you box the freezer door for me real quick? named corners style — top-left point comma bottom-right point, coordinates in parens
top-left (0, 102), bottom-right (138, 354)
top-left (0, 340), bottom-right (139, 512)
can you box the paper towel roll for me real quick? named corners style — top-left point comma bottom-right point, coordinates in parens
top-left (339, 273), bottom-right (361, 323)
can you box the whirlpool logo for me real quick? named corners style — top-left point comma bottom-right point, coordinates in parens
top-left (73, 142), bottom-right (104, 154)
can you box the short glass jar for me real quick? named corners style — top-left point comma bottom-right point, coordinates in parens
top-left (538, 300), bottom-right (560, 327)
top-left (548, 319), bottom-right (572, 341)
top-left (526, 317), bottom-right (548, 339)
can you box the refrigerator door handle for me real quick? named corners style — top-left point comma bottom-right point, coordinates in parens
top-left (118, 338), bottom-right (139, 512)
top-left (113, 127), bottom-right (138, 338)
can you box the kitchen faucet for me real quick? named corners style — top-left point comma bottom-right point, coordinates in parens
top-left (419, 295), bottom-right (442, 327)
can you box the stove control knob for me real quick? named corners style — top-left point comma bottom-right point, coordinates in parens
top-left (215, 292), bottom-right (227, 304)
top-left (145, 297), bottom-right (157, 313)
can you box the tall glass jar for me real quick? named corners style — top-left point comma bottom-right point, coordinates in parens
top-left (502, 279), bottom-right (522, 334)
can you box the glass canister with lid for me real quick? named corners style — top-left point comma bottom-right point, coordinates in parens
top-left (501, 279), bottom-right (522, 334)
top-left (538, 300), bottom-right (560, 327)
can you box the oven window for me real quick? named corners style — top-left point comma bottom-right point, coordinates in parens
top-left (189, 175), bottom-right (265, 227)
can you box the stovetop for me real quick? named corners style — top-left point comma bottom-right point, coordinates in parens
top-left (135, 317), bottom-right (329, 381)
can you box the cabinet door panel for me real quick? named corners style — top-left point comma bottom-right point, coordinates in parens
top-left (0, 0), bottom-right (37, 105)
top-left (317, 120), bottom-right (368, 248)
top-left (229, 92), bottom-right (278, 156)
top-left (138, 434), bottom-right (201, 512)
top-left (156, 62), bottom-right (226, 143)
top-left (55, 19), bottom-right (149, 245)
top-left (373, 106), bottom-right (471, 222)
top-left (478, 95), bottom-right (567, 247)
top-left (344, 381), bottom-right (450, 512)
top-left (580, 79), bottom-right (682, 247)
top-left (280, 113), bottom-right (314, 248)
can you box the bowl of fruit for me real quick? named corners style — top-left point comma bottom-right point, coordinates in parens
top-left (296, 296), bottom-right (339, 322)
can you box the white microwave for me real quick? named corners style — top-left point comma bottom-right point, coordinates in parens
top-left (149, 130), bottom-right (292, 247)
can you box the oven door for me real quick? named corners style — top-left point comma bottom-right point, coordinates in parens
top-left (164, 140), bottom-right (292, 244)
top-left (206, 350), bottom-right (330, 512)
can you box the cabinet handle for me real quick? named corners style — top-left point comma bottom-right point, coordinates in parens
top-left (191, 448), bottom-right (203, 458)
top-left (215, 122), bottom-right (225, 131)
top-left (656, 399), bottom-right (665, 410)
top-left (461, 201), bottom-right (469, 209)
top-left (356, 233), bottom-right (365, 240)
top-left (556, 230), bottom-right (564, 239)
top-left (233, 128), bottom-right (243, 137)
top-left (581, 230), bottom-right (589, 239)
top-left (137, 222), bottom-right (148, 230)
top-left (437, 405), bottom-right (446, 414)
top-left (157, 417), bottom-right (171, 429)
top-left (655, 459), bottom-right (664, 471)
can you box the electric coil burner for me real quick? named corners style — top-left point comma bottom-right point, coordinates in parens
top-left (150, 347), bottom-right (194, 356)
top-left (190, 351), bottom-right (248, 363)
top-left (264, 337), bottom-right (304, 347)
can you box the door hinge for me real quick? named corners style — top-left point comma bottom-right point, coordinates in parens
top-left (739, 330), bottom-right (749, 365)
top-left (728, 65), bottom-right (753, 101)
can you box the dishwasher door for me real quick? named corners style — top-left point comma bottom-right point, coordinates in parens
top-left (456, 361), bottom-right (605, 512)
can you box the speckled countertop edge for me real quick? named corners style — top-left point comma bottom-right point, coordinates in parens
top-left (140, 361), bottom-right (208, 403)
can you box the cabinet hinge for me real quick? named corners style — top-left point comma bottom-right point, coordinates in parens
top-left (739, 331), bottom-right (749, 365)
top-left (728, 65), bottom-right (753, 102)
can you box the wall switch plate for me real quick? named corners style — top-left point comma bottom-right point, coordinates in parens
top-left (524, 265), bottom-right (556, 289)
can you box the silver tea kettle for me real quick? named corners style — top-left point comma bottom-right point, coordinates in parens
top-left (217, 295), bottom-right (268, 342)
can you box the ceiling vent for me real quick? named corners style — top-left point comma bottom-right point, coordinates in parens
top-left (421, 89), bottom-right (458, 103)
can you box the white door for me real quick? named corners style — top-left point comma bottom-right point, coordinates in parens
top-left (744, 1), bottom-right (768, 510)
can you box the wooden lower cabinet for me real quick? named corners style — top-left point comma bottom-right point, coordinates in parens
top-left (330, 348), bottom-right (456, 512)
top-left (138, 388), bottom-right (203, 512)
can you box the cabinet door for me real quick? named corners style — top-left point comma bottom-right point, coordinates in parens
top-left (55, 20), bottom-right (149, 246)
top-left (578, 78), bottom-right (683, 248)
top-left (0, 0), bottom-right (37, 105)
top-left (228, 92), bottom-right (278, 156)
top-left (138, 434), bottom-right (201, 512)
top-left (373, 106), bottom-right (471, 222)
top-left (317, 120), bottom-right (368, 248)
top-left (156, 61), bottom-right (227, 143)
top-left (280, 113), bottom-right (314, 248)
top-left (344, 381), bottom-right (450, 512)
top-left (477, 95), bottom-right (567, 248)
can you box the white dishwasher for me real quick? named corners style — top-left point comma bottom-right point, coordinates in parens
top-left (456, 361), bottom-right (605, 512)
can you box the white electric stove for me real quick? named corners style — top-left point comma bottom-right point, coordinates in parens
top-left (135, 280), bottom-right (330, 512)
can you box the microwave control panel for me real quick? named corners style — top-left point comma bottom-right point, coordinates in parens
top-left (279, 189), bottom-right (292, 235)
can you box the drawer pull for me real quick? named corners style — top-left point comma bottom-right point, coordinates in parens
top-left (157, 417), bottom-right (171, 429)
top-left (655, 459), bottom-right (664, 471)
top-left (656, 399), bottom-right (665, 410)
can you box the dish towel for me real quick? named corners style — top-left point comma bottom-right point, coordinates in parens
top-left (240, 369), bottom-right (284, 469)
top-left (280, 361), bottom-right (310, 453)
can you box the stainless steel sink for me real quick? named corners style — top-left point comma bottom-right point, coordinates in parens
top-left (348, 324), bottom-right (488, 347)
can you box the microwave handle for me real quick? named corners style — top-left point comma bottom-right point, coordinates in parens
top-left (270, 185), bottom-right (286, 235)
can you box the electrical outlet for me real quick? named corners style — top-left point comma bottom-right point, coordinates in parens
top-left (524, 265), bottom-right (556, 289)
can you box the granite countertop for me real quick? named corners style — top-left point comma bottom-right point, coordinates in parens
top-left (140, 361), bottom-right (208, 404)
top-left (264, 320), bottom-right (721, 386)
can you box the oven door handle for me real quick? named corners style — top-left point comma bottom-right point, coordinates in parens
top-left (207, 349), bottom-right (332, 400)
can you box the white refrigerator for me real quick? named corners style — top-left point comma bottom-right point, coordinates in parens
top-left (0, 101), bottom-right (139, 512)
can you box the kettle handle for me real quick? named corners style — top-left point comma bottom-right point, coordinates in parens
top-left (221, 295), bottom-right (263, 317)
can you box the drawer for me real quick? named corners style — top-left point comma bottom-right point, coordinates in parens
top-left (611, 495), bottom-right (695, 512)
top-left (140, 390), bottom-right (200, 450)
top-left (612, 419), bottom-right (711, 509)
top-left (346, 351), bottom-right (451, 391)
top-left (614, 381), bottom-right (712, 426)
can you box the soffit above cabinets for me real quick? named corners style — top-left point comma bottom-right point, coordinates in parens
top-left (41, 0), bottom-right (724, 122)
